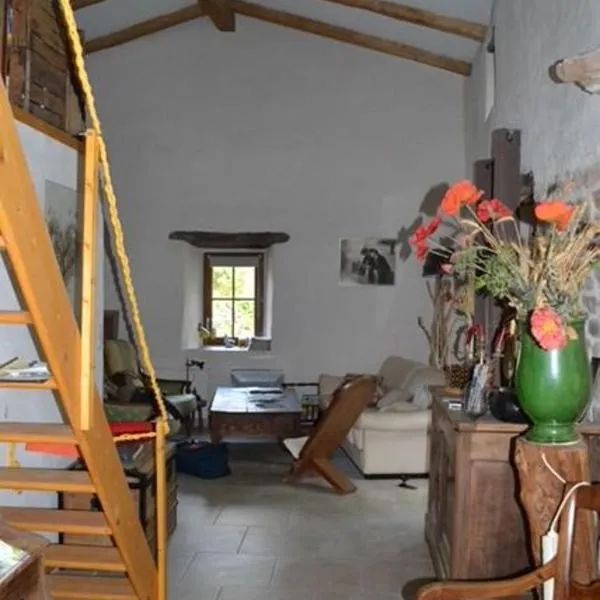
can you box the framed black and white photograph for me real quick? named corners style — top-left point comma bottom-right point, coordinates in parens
top-left (339, 238), bottom-right (396, 286)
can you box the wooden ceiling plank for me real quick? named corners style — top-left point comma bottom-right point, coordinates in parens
top-left (71, 0), bottom-right (107, 9)
top-left (232, 0), bottom-right (471, 76)
top-left (201, 0), bottom-right (236, 32)
top-left (319, 0), bottom-right (487, 42)
top-left (85, 4), bottom-right (206, 54)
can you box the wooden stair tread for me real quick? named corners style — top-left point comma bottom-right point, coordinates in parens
top-left (45, 544), bottom-right (125, 572)
top-left (47, 574), bottom-right (135, 599)
top-left (0, 378), bottom-right (57, 390)
top-left (0, 468), bottom-right (93, 492)
top-left (0, 507), bottom-right (110, 535)
top-left (0, 423), bottom-right (75, 443)
top-left (0, 310), bottom-right (32, 324)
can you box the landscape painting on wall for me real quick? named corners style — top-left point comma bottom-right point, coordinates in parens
top-left (44, 180), bottom-right (81, 314)
top-left (339, 238), bottom-right (396, 286)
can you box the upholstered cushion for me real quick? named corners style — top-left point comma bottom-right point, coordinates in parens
top-left (376, 387), bottom-right (412, 409)
top-left (378, 399), bottom-right (423, 413)
top-left (378, 357), bottom-right (426, 390)
top-left (105, 340), bottom-right (139, 378)
top-left (318, 374), bottom-right (344, 398)
top-left (340, 373), bottom-right (385, 407)
top-left (354, 408), bottom-right (430, 432)
top-left (404, 367), bottom-right (446, 408)
top-left (166, 393), bottom-right (197, 417)
top-left (104, 403), bottom-right (154, 423)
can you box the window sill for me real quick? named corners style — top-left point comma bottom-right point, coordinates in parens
top-left (201, 346), bottom-right (273, 355)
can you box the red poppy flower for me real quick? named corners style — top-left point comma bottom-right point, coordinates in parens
top-left (530, 307), bottom-right (568, 351)
top-left (415, 243), bottom-right (429, 263)
top-left (409, 217), bottom-right (442, 248)
top-left (534, 201), bottom-right (576, 231)
top-left (439, 180), bottom-right (483, 216)
top-left (476, 199), bottom-right (512, 223)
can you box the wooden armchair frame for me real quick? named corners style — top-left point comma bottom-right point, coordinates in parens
top-left (283, 375), bottom-right (376, 494)
top-left (417, 483), bottom-right (600, 600)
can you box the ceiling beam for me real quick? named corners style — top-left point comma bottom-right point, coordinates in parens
top-left (201, 0), bottom-right (236, 32)
top-left (71, 0), bottom-right (107, 9)
top-left (232, 1), bottom-right (471, 76)
top-left (86, 4), bottom-right (206, 54)
top-left (319, 0), bottom-right (487, 42)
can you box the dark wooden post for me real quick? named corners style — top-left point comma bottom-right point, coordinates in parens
top-left (473, 158), bottom-right (494, 335)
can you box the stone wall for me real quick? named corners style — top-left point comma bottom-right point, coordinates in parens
top-left (464, 0), bottom-right (600, 358)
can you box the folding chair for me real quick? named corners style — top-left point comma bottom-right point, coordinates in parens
top-left (282, 375), bottom-right (376, 494)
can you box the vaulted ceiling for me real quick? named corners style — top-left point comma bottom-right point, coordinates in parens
top-left (73, 0), bottom-right (493, 76)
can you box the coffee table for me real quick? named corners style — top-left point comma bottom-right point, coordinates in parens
top-left (209, 386), bottom-right (302, 444)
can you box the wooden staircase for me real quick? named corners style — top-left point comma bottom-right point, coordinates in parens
top-left (0, 75), bottom-right (158, 598)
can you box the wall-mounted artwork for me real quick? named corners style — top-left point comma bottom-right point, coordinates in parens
top-left (339, 238), bottom-right (396, 286)
top-left (44, 180), bottom-right (81, 313)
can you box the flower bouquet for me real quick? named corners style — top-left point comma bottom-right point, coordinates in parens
top-left (410, 180), bottom-right (600, 443)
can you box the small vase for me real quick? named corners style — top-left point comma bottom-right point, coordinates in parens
top-left (515, 319), bottom-right (591, 444)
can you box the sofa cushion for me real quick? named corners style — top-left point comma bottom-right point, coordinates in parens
top-left (346, 373), bottom-right (385, 406)
top-left (354, 408), bottom-right (430, 432)
top-left (378, 356), bottom-right (426, 391)
top-left (378, 399), bottom-right (423, 413)
top-left (318, 374), bottom-right (343, 397)
top-left (404, 367), bottom-right (446, 406)
top-left (376, 387), bottom-right (412, 409)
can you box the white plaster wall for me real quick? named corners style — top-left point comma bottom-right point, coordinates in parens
top-left (0, 123), bottom-right (103, 511)
top-left (465, 0), bottom-right (600, 190)
top-left (88, 16), bottom-right (466, 392)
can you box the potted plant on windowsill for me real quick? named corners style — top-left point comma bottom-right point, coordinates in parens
top-left (410, 180), bottom-right (600, 445)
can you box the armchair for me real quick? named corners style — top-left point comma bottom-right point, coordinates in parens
top-left (417, 483), bottom-right (600, 600)
top-left (104, 339), bottom-right (200, 435)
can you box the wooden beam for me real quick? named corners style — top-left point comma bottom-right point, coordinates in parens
top-left (232, 1), bottom-right (470, 76)
top-left (12, 105), bottom-right (83, 152)
top-left (320, 0), bottom-right (487, 42)
top-left (169, 230), bottom-right (290, 249)
top-left (201, 0), bottom-right (235, 32)
top-left (86, 4), bottom-right (206, 54)
top-left (71, 0), bottom-right (107, 9)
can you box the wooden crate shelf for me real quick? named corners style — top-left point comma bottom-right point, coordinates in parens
top-left (58, 442), bottom-right (178, 559)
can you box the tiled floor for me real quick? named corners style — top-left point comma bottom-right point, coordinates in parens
top-left (168, 442), bottom-right (435, 600)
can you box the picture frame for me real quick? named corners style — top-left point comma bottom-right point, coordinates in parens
top-left (339, 237), bottom-right (396, 286)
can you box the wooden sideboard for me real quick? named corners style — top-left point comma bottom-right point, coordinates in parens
top-left (425, 391), bottom-right (600, 580)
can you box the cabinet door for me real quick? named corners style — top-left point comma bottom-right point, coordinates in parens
top-left (426, 402), bottom-right (456, 579)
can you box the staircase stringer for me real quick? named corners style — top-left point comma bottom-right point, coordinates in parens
top-left (0, 83), bottom-right (157, 600)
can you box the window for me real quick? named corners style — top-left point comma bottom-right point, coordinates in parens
top-left (203, 253), bottom-right (264, 344)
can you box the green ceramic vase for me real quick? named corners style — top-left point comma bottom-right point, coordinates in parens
top-left (515, 319), bottom-right (591, 444)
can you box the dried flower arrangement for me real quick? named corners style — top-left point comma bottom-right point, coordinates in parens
top-left (410, 180), bottom-right (600, 351)
top-left (417, 279), bottom-right (456, 369)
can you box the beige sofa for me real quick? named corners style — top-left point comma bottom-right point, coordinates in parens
top-left (318, 356), bottom-right (445, 477)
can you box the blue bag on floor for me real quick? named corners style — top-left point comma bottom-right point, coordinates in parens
top-left (175, 441), bottom-right (231, 479)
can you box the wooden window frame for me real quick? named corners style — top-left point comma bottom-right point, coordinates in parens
top-left (203, 252), bottom-right (265, 346)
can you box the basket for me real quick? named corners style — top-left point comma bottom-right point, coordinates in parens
top-left (443, 364), bottom-right (472, 391)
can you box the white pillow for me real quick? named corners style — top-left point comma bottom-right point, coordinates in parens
top-left (376, 387), bottom-right (412, 409)
top-left (405, 367), bottom-right (446, 396)
top-left (412, 383), bottom-right (433, 409)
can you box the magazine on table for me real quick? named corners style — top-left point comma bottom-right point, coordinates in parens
top-left (0, 357), bottom-right (50, 382)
